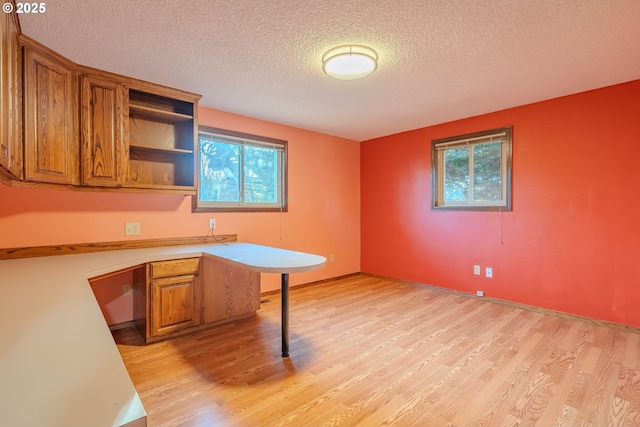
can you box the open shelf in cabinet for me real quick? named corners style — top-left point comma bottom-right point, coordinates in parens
top-left (125, 89), bottom-right (196, 190)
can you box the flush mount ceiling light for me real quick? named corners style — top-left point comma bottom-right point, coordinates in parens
top-left (322, 45), bottom-right (378, 80)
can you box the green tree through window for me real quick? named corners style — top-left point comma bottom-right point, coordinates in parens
top-left (195, 127), bottom-right (287, 212)
top-left (432, 127), bottom-right (512, 211)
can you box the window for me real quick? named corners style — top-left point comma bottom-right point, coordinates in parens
top-left (194, 126), bottom-right (287, 212)
top-left (431, 126), bottom-right (512, 211)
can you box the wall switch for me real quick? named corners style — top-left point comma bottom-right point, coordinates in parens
top-left (330, 254), bottom-right (335, 262)
top-left (125, 223), bottom-right (140, 236)
top-left (486, 267), bottom-right (493, 278)
top-left (209, 218), bottom-right (216, 230)
top-left (476, 290), bottom-right (484, 297)
top-left (123, 284), bottom-right (132, 296)
top-left (473, 265), bottom-right (481, 275)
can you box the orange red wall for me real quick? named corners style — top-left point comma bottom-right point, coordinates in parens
top-left (361, 79), bottom-right (640, 328)
top-left (0, 106), bottom-right (361, 324)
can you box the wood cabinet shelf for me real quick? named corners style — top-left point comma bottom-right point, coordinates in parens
top-left (126, 147), bottom-right (194, 189)
top-left (129, 144), bottom-right (193, 155)
top-left (129, 104), bottom-right (193, 122)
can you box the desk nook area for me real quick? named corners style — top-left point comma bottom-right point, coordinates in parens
top-left (0, 236), bottom-right (325, 427)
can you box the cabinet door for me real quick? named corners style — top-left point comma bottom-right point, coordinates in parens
top-left (150, 274), bottom-right (201, 337)
top-left (0, 10), bottom-right (8, 175)
top-left (80, 75), bottom-right (127, 186)
top-left (23, 42), bottom-right (79, 184)
top-left (0, 8), bottom-right (22, 179)
top-left (202, 255), bottom-right (261, 324)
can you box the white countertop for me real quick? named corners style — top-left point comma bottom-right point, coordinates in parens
top-left (0, 242), bottom-right (326, 427)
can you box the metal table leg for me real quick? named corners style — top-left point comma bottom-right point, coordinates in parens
top-left (281, 273), bottom-right (289, 357)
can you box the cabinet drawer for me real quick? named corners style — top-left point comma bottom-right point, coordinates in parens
top-left (150, 257), bottom-right (200, 278)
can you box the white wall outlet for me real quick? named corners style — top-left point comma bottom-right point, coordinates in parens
top-left (486, 267), bottom-right (493, 278)
top-left (476, 290), bottom-right (484, 297)
top-left (473, 265), bottom-right (481, 275)
top-left (125, 223), bottom-right (140, 236)
top-left (209, 218), bottom-right (216, 230)
top-left (123, 284), bottom-right (132, 296)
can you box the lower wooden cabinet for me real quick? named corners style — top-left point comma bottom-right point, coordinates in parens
top-left (150, 274), bottom-right (201, 338)
top-left (134, 256), bottom-right (261, 343)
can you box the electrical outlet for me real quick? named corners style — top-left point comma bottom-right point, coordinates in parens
top-left (125, 223), bottom-right (140, 236)
top-left (473, 265), bottom-right (481, 275)
top-left (486, 267), bottom-right (493, 278)
top-left (476, 290), bottom-right (484, 297)
top-left (209, 218), bottom-right (216, 230)
top-left (123, 284), bottom-right (132, 296)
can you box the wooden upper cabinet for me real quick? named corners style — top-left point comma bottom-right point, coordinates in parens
top-left (23, 37), bottom-right (79, 185)
top-left (80, 74), bottom-right (128, 186)
top-left (124, 86), bottom-right (198, 192)
top-left (4, 31), bottom-right (200, 193)
top-left (0, 7), bottom-right (23, 180)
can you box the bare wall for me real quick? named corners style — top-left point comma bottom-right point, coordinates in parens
top-left (361, 79), bottom-right (640, 327)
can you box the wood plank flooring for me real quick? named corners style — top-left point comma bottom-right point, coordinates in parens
top-left (113, 274), bottom-right (640, 426)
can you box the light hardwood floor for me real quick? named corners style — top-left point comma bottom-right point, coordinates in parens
top-left (113, 274), bottom-right (640, 426)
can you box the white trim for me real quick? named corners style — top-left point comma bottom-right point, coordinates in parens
top-left (434, 131), bottom-right (506, 150)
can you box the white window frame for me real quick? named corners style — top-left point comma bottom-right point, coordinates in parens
top-left (194, 126), bottom-right (287, 212)
top-left (431, 126), bottom-right (512, 211)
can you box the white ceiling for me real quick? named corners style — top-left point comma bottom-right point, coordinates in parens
top-left (18, 0), bottom-right (640, 142)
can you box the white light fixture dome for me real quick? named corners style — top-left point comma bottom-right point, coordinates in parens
top-left (322, 45), bottom-right (378, 80)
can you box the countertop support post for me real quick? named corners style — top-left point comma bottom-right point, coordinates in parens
top-left (281, 273), bottom-right (290, 357)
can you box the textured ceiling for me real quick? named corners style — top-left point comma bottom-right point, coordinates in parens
top-left (18, 1), bottom-right (640, 141)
